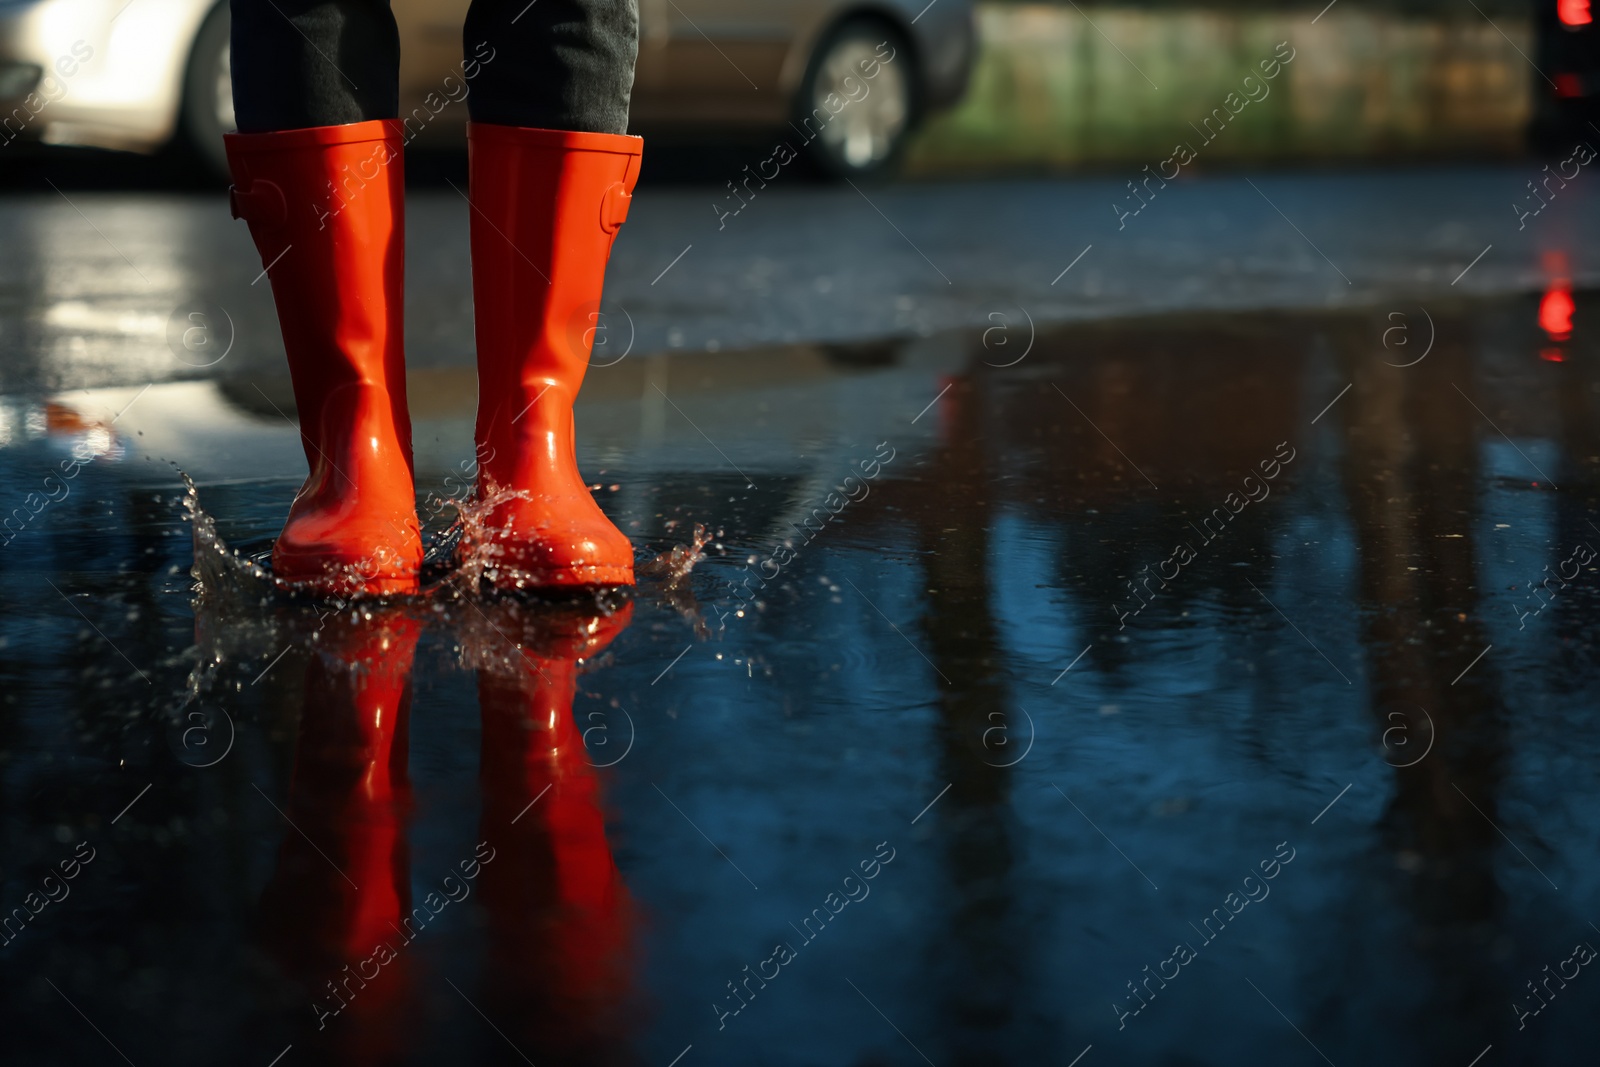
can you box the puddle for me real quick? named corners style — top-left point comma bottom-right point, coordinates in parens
top-left (2, 291), bottom-right (1600, 1065)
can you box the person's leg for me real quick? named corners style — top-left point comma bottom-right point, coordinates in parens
top-left (460, 0), bottom-right (642, 588)
top-left (230, 0), bottom-right (400, 131)
top-left (463, 0), bottom-right (637, 133)
top-left (225, 1), bottom-right (420, 595)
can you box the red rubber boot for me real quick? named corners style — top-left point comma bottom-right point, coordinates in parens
top-left (464, 124), bottom-right (642, 588)
top-left (225, 121), bottom-right (422, 596)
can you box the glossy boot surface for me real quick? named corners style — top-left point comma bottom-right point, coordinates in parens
top-left (225, 121), bottom-right (422, 596)
top-left (465, 123), bottom-right (642, 589)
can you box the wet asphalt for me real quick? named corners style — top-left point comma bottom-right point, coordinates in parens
top-left (0, 161), bottom-right (1593, 393)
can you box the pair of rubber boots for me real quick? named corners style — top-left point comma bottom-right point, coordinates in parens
top-left (225, 120), bottom-right (641, 596)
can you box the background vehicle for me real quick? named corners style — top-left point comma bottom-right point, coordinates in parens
top-left (0, 0), bottom-right (975, 179)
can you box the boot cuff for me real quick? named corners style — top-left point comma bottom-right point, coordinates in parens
top-left (224, 119), bottom-right (404, 154)
top-left (467, 123), bottom-right (642, 157)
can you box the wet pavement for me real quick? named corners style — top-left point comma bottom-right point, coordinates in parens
top-left (3, 285), bottom-right (1600, 1065)
top-left (2, 164), bottom-right (1599, 392)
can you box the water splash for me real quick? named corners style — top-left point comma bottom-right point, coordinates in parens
top-left (185, 473), bottom-right (427, 680)
top-left (435, 484), bottom-right (537, 593)
top-left (183, 471), bottom-right (273, 609)
top-left (183, 475), bottom-right (689, 635)
top-left (638, 523), bottom-right (714, 638)
top-left (639, 522), bottom-right (711, 588)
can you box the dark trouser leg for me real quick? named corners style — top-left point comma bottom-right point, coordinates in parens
top-left (230, 0), bottom-right (400, 132)
top-left (463, 0), bottom-right (638, 134)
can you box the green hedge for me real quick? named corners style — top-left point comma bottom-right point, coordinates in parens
top-left (908, 4), bottom-right (1532, 171)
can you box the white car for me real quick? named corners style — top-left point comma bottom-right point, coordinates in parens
top-left (0, 0), bottom-right (975, 177)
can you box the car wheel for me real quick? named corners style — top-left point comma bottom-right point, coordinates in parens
top-left (795, 19), bottom-right (917, 179)
top-left (179, 2), bottom-right (234, 181)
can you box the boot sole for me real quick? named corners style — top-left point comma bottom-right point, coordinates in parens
top-left (479, 561), bottom-right (635, 589)
top-left (271, 552), bottom-right (422, 598)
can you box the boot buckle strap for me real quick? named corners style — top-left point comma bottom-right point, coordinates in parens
top-left (229, 179), bottom-right (287, 227)
top-left (600, 181), bottom-right (632, 233)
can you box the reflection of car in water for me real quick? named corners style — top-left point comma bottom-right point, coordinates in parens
top-left (1533, 0), bottom-right (1600, 146)
top-left (0, 0), bottom-right (974, 178)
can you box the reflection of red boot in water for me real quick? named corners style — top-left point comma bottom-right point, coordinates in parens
top-left (473, 602), bottom-right (637, 1063)
top-left (256, 609), bottom-right (423, 1056)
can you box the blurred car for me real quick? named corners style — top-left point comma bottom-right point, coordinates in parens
top-left (0, 0), bottom-right (974, 178)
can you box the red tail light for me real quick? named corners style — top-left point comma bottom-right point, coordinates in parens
top-left (1560, 0), bottom-right (1592, 27)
